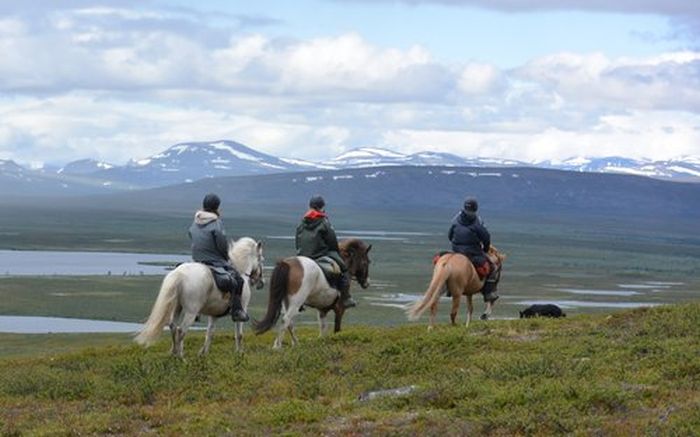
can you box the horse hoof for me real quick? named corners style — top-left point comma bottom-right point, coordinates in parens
top-left (480, 313), bottom-right (489, 321)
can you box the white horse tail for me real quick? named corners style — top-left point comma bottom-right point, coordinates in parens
top-left (406, 256), bottom-right (451, 321)
top-left (134, 270), bottom-right (182, 347)
top-left (253, 260), bottom-right (290, 335)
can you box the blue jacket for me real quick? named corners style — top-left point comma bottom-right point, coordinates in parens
top-left (448, 210), bottom-right (491, 259)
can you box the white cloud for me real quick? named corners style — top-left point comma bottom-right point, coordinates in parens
top-left (1, 3), bottom-right (699, 165)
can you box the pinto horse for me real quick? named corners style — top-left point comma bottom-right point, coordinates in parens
top-left (134, 237), bottom-right (264, 356)
top-left (253, 239), bottom-right (371, 349)
top-left (406, 246), bottom-right (505, 330)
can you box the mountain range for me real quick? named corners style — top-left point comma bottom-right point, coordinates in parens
top-left (1, 140), bottom-right (699, 197)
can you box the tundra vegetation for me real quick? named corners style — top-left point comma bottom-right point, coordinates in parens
top-left (1, 304), bottom-right (699, 434)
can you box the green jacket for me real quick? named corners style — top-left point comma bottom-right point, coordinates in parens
top-left (295, 210), bottom-right (347, 271)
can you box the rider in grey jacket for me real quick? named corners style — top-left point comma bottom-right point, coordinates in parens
top-left (188, 193), bottom-right (249, 322)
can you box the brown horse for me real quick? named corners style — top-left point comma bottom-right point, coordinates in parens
top-left (406, 246), bottom-right (505, 330)
top-left (253, 239), bottom-right (371, 348)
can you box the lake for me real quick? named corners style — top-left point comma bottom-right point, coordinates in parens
top-left (0, 316), bottom-right (143, 334)
top-left (0, 250), bottom-right (189, 276)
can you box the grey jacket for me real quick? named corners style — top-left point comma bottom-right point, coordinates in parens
top-left (188, 210), bottom-right (229, 267)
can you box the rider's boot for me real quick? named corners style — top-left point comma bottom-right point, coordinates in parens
top-left (229, 276), bottom-right (249, 322)
top-left (337, 273), bottom-right (357, 308)
top-left (480, 264), bottom-right (499, 303)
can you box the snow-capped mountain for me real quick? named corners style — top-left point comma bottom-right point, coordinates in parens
top-left (0, 159), bottom-right (119, 197)
top-left (539, 156), bottom-right (700, 181)
top-left (89, 140), bottom-right (307, 187)
top-left (323, 147), bottom-right (523, 168)
top-left (3, 141), bottom-right (699, 197)
top-left (59, 159), bottom-right (115, 175)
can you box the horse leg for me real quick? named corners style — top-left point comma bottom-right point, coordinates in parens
top-left (333, 306), bottom-right (345, 333)
top-left (234, 321), bottom-right (244, 353)
top-left (466, 294), bottom-right (474, 328)
top-left (274, 305), bottom-right (299, 349)
top-left (481, 300), bottom-right (493, 320)
top-left (318, 310), bottom-right (329, 337)
top-left (199, 316), bottom-right (215, 356)
top-left (287, 320), bottom-right (299, 346)
top-left (169, 305), bottom-right (182, 356)
top-left (450, 291), bottom-right (460, 326)
top-left (428, 301), bottom-right (438, 331)
top-left (176, 312), bottom-right (198, 359)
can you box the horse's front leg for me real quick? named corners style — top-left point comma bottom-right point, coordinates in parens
top-left (199, 316), bottom-right (215, 356)
top-left (333, 306), bottom-right (345, 333)
top-left (317, 310), bottom-right (329, 337)
top-left (466, 294), bottom-right (474, 328)
top-left (234, 321), bottom-right (244, 353)
top-left (481, 300), bottom-right (493, 321)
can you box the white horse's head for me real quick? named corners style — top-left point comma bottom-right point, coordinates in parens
top-left (229, 237), bottom-right (265, 290)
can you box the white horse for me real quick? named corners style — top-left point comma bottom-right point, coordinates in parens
top-left (253, 239), bottom-right (371, 349)
top-left (134, 237), bottom-right (264, 356)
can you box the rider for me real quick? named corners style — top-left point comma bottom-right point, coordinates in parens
top-left (188, 193), bottom-right (249, 322)
top-left (295, 195), bottom-right (357, 308)
top-left (448, 197), bottom-right (499, 303)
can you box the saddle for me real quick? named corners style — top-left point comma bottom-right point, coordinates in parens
top-left (315, 256), bottom-right (342, 287)
top-left (207, 265), bottom-right (235, 294)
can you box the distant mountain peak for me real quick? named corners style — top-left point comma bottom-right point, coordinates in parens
top-left (59, 159), bottom-right (114, 175)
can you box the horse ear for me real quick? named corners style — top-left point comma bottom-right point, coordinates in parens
top-left (366, 244), bottom-right (372, 253)
top-left (257, 240), bottom-right (263, 250)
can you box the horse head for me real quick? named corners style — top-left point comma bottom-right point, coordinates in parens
top-left (230, 237), bottom-right (265, 290)
top-left (340, 239), bottom-right (372, 289)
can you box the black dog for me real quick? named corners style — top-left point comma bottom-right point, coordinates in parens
top-left (519, 304), bottom-right (566, 318)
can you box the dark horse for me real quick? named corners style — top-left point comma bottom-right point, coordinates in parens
top-left (253, 239), bottom-right (371, 348)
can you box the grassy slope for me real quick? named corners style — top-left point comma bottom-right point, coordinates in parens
top-left (1, 304), bottom-right (699, 435)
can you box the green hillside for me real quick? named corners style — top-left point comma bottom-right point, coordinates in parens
top-left (1, 304), bottom-right (698, 435)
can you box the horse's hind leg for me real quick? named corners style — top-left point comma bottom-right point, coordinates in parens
top-left (199, 316), bottom-right (215, 356)
top-left (428, 301), bottom-right (438, 331)
top-left (287, 321), bottom-right (299, 346)
top-left (169, 304), bottom-right (183, 356)
top-left (274, 305), bottom-right (299, 349)
top-left (465, 294), bottom-right (474, 328)
top-left (176, 312), bottom-right (198, 359)
top-left (450, 292), bottom-right (460, 326)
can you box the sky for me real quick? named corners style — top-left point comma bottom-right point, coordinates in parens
top-left (1, 0), bottom-right (700, 166)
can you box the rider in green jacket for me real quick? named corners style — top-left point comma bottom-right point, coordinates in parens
top-left (295, 195), bottom-right (356, 308)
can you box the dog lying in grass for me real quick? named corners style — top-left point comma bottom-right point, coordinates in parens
top-left (519, 304), bottom-right (566, 318)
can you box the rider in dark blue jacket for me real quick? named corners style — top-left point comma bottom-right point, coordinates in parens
top-left (448, 197), bottom-right (498, 302)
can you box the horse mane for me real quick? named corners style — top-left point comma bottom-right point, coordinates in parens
top-left (229, 237), bottom-right (258, 272)
top-left (488, 245), bottom-right (507, 263)
top-left (339, 238), bottom-right (367, 252)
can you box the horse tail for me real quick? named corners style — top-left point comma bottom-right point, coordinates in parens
top-left (406, 256), bottom-right (451, 321)
top-left (253, 260), bottom-right (289, 335)
top-left (134, 270), bottom-right (181, 347)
